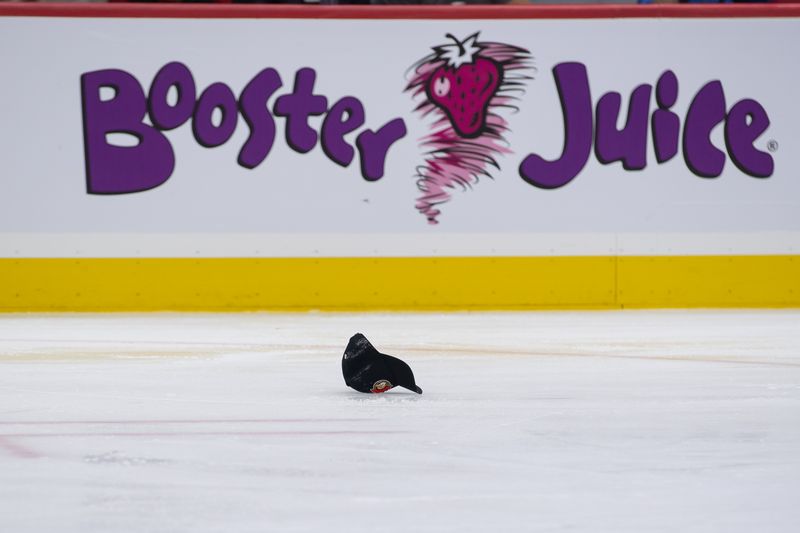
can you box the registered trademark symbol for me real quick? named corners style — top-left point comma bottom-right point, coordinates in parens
top-left (767, 140), bottom-right (779, 152)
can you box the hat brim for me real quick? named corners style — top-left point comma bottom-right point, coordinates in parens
top-left (384, 353), bottom-right (423, 395)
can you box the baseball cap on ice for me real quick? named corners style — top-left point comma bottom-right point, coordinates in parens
top-left (342, 333), bottom-right (423, 394)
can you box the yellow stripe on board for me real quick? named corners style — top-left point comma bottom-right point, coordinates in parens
top-left (618, 255), bottom-right (800, 308)
top-left (0, 256), bottom-right (797, 311)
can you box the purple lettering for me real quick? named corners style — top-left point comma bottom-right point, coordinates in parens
top-left (519, 63), bottom-right (592, 189)
top-left (356, 118), bottom-right (407, 181)
top-left (652, 70), bottom-right (679, 163)
top-left (321, 97), bottom-right (366, 167)
top-left (81, 69), bottom-right (174, 194)
top-left (238, 68), bottom-right (283, 169)
top-left (595, 84), bottom-right (651, 170)
top-left (519, 64), bottom-right (774, 189)
top-left (192, 82), bottom-right (238, 148)
top-left (683, 80), bottom-right (727, 178)
top-left (148, 62), bottom-right (196, 131)
top-left (82, 63), bottom-right (410, 193)
top-left (725, 99), bottom-right (774, 178)
top-left (274, 68), bottom-right (328, 153)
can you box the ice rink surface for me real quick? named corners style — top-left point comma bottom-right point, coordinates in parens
top-left (0, 310), bottom-right (799, 533)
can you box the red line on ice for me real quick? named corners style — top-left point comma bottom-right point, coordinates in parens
top-left (0, 419), bottom-right (372, 425)
top-left (0, 337), bottom-right (332, 351)
top-left (0, 435), bottom-right (41, 458)
top-left (0, 430), bottom-right (409, 438)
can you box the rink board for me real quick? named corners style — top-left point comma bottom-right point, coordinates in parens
top-left (2, 255), bottom-right (799, 311)
top-left (1, 5), bottom-right (799, 310)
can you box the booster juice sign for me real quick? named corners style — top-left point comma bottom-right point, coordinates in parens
top-left (80, 32), bottom-right (775, 225)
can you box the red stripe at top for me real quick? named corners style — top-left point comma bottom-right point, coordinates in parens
top-left (0, 4), bottom-right (799, 21)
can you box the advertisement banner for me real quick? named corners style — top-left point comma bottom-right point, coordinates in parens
top-left (1, 9), bottom-right (798, 258)
top-left (0, 6), bottom-right (798, 310)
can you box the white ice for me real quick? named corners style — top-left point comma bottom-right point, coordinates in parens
top-left (0, 310), bottom-right (799, 533)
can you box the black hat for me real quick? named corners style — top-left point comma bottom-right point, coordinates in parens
top-left (342, 333), bottom-right (423, 394)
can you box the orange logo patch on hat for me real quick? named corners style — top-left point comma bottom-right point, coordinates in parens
top-left (370, 379), bottom-right (393, 393)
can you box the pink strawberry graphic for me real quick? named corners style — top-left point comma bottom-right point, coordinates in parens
top-left (425, 33), bottom-right (503, 138)
top-left (406, 32), bottom-right (533, 223)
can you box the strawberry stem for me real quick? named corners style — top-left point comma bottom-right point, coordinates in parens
top-left (445, 33), bottom-right (465, 56)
